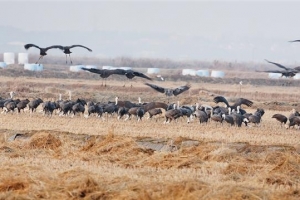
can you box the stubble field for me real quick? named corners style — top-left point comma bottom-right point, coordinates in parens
top-left (0, 74), bottom-right (299, 200)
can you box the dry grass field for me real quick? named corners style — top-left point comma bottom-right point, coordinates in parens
top-left (0, 72), bottom-right (300, 200)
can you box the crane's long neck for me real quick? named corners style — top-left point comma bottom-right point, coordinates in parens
top-left (173, 103), bottom-right (177, 109)
top-left (115, 96), bottom-right (118, 105)
top-left (237, 106), bottom-right (240, 114)
top-left (9, 91), bottom-right (15, 99)
top-left (195, 103), bottom-right (199, 110)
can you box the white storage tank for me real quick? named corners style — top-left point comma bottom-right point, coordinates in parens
top-left (85, 65), bottom-right (98, 69)
top-left (70, 65), bottom-right (85, 72)
top-left (182, 69), bottom-right (192, 76)
top-left (18, 53), bottom-right (29, 64)
top-left (0, 62), bottom-right (7, 68)
top-left (147, 68), bottom-right (160, 74)
top-left (35, 64), bottom-right (43, 71)
top-left (211, 70), bottom-right (225, 78)
top-left (3, 52), bottom-right (15, 64)
top-left (189, 69), bottom-right (196, 76)
top-left (102, 66), bottom-right (114, 70)
top-left (293, 74), bottom-right (300, 80)
top-left (268, 73), bottom-right (282, 79)
top-left (24, 64), bottom-right (43, 71)
top-left (119, 67), bottom-right (132, 70)
top-left (196, 70), bottom-right (210, 77)
top-left (24, 64), bottom-right (35, 71)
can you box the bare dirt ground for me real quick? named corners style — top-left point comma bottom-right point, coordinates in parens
top-left (0, 73), bottom-right (300, 199)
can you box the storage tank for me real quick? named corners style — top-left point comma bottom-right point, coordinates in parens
top-left (189, 69), bottom-right (196, 76)
top-left (119, 67), bottom-right (132, 70)
top-left (147, 68), bottom-right (160, 74)
top-left (211, 70), bottom-right (225, 78)
top-left (24, 64), bottom-right (43, 71)
top-left (196, 70), bottom-right (210, 77)
top-left (293, 74), bottom-right (300, 80)
top-left (182, 69), bottom-right (193, 76)
top-left (268, 73), bottom-right (282, 79)
top-left (3, 52), bottom-right (15, 64)
top-left (182, 69), bottom-right (190, 76)
top-left (18, 53), bottom-right (28, 64)
top-left (70, 65), bottom-right (85, 72)
top-left (35, 64), bottom-right (43, 71)
top-left (0, 62), bottom-right (7, 68)
top-left (102, 66), bottom-right (114, 69)
top-left (85, 65), bottom-right (98, 69)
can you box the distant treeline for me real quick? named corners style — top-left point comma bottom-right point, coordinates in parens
top-left (21, 55), bottom-right (263, 71)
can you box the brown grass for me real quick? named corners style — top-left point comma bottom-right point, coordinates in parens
top-left (0, 76), bottom-right (299, 199)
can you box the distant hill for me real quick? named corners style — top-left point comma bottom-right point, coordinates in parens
top-left (1, 25), bottom-right (300, 64)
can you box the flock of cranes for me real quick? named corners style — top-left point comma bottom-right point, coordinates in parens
top-left (2, 91), bottom-right (299, 129)
top-left (24, 43), bottom-right (191, 93)
top-left (23, 43), bottom-right (189, 103)
top-left (80, 67), bottom-right (192, 96)
top-left (23, 40), bottom-right (300, 86)
top-left (18, 41), bottom-right (300, 129)
top-left (0, 92), bottom-right (260, 127)
top-left (24, 40), bottom-right (300, 78)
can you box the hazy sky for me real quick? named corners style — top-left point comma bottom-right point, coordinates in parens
top-left (1, 0), bottom-right (300, 63)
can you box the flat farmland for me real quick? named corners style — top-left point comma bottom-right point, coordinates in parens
top-left (0, 75), bottom-right (299, 200)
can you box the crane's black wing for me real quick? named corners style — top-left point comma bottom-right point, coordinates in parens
top-left (172, 83), bottom-right (191, 96)
top-left (132, 71), bottom-right (152, 80)
top-left (81, 67), bottom-right (104, 74)
top-left (213, 96), bottom-right (230, 107)
top-left (256, 70), bottom-right (285, 73)
top-left (265, 59), bottom-right (289, 70)
top-left (232, 98), bottom-right (253, 107)
top-left (82, 68), bottom-right (126, 78)
top-left (289, 40), bottom-right (300, 42)
top-left (68, 45), bottom-right (92, 52)
top-left (45, 45), bottom-right (64, 51)
top-left (294, 66), bottom-right (300, 71)
top-left (24, 43), bottom-right (41, 50)
top-left (145, 83), bottom-right (165, 94)
top-left (256, 70), bottom-right (298, 77)
top-left (110, 69), bottom-right (128, 75)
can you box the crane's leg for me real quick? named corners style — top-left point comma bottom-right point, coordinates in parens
top-left (36, 55), bottom-right (43, 65)
top-left (69, 54), bottom-right (73, 64)
top-left (66, 54), bottom-right (68, 64)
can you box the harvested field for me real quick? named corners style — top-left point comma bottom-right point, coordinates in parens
top-left (0, 74), bottom-right (300, 199)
